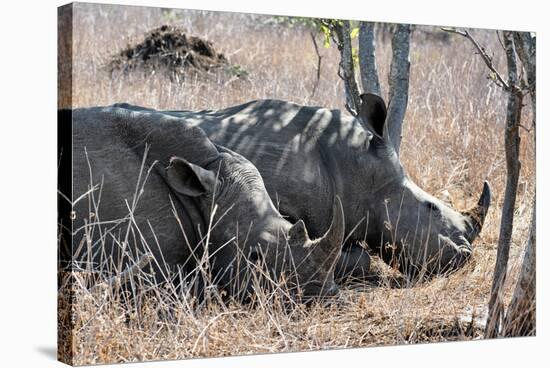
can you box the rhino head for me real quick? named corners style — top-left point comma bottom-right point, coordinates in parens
top-left (348, 93), bottom-right (491, 277)
top-left (166, 144), bottom-right (344, 301)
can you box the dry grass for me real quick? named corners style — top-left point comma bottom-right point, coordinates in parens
top-left (59, 3), bottom-right (535, 365)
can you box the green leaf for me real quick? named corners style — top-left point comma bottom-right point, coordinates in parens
top-left (324, 34), bottom-right (331, 48)
top-left (320, 24), bottom-right (331, 48)
top-left (350, 27), bottom-right (359, 39)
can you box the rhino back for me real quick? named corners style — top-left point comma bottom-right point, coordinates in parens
top-left (115, 100), bottom-right (374, 239)
top-left (185, 100), bottom-right (368, 238)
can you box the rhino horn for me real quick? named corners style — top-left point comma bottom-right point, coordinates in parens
top-left (288, 219), bottom-right (309, 243)
top-left (318, 196), bottom-right (345, 254)
top-left (463, 181), bottom-right (491, 241)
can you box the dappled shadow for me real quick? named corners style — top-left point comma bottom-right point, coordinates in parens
top-left (162, 99), bottom-right (370, 173)
top-left (158, 100), bottom-right (375, 242)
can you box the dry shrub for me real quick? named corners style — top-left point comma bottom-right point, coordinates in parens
top-left (60, 3), bottom-right (536, 365)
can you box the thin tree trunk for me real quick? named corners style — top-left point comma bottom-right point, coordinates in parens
top-left (501, 31), bottom-right (536, 337)
top-left (485, 31), bottom-right (524, 338)
top-left (358, 22), bottom-right (381, 96)
top-left (513, 32), bottom-right (536, 129)
top-left (386, 24), bottom-right (411, 154)
top-left (503, 200), bottom-right (536, 336)
top-left (333, 20), bottom-right (361, 115)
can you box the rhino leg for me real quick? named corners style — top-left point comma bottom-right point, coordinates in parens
top-left (335, 243), bottom-right (371, 281)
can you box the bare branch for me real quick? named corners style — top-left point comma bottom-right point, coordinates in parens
top-left (90, 253), bottom-right (154, 294)
top-left (442, 27), bottom-right (510, 90)
top-left (496, 30), bottom-right (507, 53)
top-left (309, 31), bottom-right (323, 100)
top-left (386, 24), bottom-right (411, 154)
top-left (517, 123), bottom-right (533, 133)
top-left (358, 22), bottom-right (381, 96)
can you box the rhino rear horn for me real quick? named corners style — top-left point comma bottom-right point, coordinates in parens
top-left (288, 220), bottom-right (309, 243)
top-left (359, 93), bottom-right (387, 137)
top-left (319, 196), bottom-right (345, 254)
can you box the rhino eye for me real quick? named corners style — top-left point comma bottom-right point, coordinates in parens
top-left (425, 201), bottom-right (440, 213)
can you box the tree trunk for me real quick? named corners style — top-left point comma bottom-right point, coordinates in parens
top-left (358, 22), bottom-right (381, 96)
top-left (501, 31), bottom-right (536, 338)
top-left (333, 20), bottom-right (361, 115)
top-left (503, 200), bottom-right (536, 336)
top-left (513, 32), bottom-right (536, 130)
top-left (386, 24), bottom-right (411, 154)
top-left (485, 31), bottom-right (524, 338)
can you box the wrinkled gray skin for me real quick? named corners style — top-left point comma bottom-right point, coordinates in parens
top-left (68, 106), bottom-right (344, 301)
top-left (119, 94), bottom-right (491, 279)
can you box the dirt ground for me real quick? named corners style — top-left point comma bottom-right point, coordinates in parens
top-left (109, 25), bottom-right (228, 78)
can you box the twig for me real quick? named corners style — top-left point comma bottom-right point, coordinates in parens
top-left (309, 31), bottom-right (323, 100)
top-left (442, 27), bottom-right (510, 90)
top-left (496, 30), bottom-right (507, 53)
top-left (518, 123), bottom-right (533, 133)
top-left (191, 310), bottom-right (247, 354)
top-left (89, 253), bottom-right (154, 294)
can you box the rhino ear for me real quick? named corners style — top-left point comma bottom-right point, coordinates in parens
top-left (288, 220), bottom-right (309, 244)
top-left (166, 157), bottom-right (217, 197)
top-left (359, 93), bottom-right (387, 137)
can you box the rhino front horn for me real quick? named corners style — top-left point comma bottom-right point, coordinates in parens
top-left (464, 181), bottom-right (491, 241)
top-left (319, 196), bottom-right (345, 253)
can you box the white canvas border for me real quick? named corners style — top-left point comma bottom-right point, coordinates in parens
top-left (0, 0), bottom-right (545, 367)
